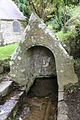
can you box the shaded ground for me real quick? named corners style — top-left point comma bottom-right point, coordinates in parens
top-left (1, 72), bottom-right (80, 120)
top-left (15, 77), bottom-right (58, 120)
top-left (27, 77), bottom-right (58, 98)
top-left (64, 84), bottom-right (80, 120)
top-left (15, 97), bottom-right (57, 120)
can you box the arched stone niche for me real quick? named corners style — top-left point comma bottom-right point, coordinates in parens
top-left (26, 46), bottom-right (58, 98)
top-left (26, 46), bottom-right (56, 77)
top-left (10, 13), bottom-right (78, 92)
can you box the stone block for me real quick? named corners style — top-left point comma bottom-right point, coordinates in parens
top-left (58, 101), bottom-right (68, 115)
top-left (58, 91), bottom-right (64, 101)
top-left (0, 81), bottom-right (13, 97)
top-left (57, 114), bottom-right (69, 120)
top-left (0, 61), bottom-right (3, 74)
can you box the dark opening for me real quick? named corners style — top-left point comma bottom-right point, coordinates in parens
top-left (27, 46), bottom-right (58, 100)
top-left (27, 76), bottom-right (58, 99)
top-left (26, 46), bottom-right (58, 120)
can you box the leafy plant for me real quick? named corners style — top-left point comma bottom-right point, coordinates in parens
top-left (46, 17), bottom-right (61, 32)
top-left (13, 0), bottom-right (31, 19)
top-left (64, 83), bottom-right (78, 94)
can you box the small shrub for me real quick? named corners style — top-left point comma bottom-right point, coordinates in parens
top-left (46, 17), bottom-right (61, 32)
top-left (46, 5), bottom-right (73, 32)
top-left (59, 5), bottom-right (73, 26)
top-left (56, 21), bottom-right (80, 58)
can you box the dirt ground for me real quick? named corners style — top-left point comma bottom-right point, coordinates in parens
top-left (1, 73), bottom-right (80, 120)
top-left (64, 84), bottom-right (80, 120)
top-left (15, 97), bottom-right (57, 120)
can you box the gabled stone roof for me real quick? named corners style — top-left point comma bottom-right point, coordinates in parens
top-left (10, 13), bottom-right (78, 91)
top-left (0, 0), bottom-right (26, 20)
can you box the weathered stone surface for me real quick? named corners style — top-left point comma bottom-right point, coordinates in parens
top-left (0, 75), bottom-right (3, 81)
top-left (57, 114), bottom-right (69, 120)
top-left (0, 91), bottom-right (24, 120)
top-left (0, 81), bottom-right (12, 97)
top-left (58, 101), bottom-right (68, 115)
top-left (0, 61), bottom-right (3, 74)
top-left (58, 91), bottom-right (64, 101)
top-left (10, 12), bottom-right (78, 91)
top-left (0, 66), bottom-right (3, 74)
top-left (0, 20), bottom-right (26, 45)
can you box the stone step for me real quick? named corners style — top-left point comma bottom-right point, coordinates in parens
top-left (0, 80), bottom-right (13, 97)
top-left (0, 90), bottom-right (24, 120)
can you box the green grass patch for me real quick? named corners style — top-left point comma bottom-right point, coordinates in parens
top-left (0, 43), bottom-right (18, 60)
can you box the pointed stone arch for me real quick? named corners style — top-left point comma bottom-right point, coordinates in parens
top-left (10, 13), bottom-right (78, 92)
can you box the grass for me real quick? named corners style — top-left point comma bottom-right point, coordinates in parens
top-left (0, 43), bottom-right (18, 60)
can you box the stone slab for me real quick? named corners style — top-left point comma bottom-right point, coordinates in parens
top-left (57, 114), bottom-right (69, 120)
top-left (58, 101), bottom-right (68, 115)
top-left (58, 91), bottom-right (64, 101)
top-left (0, 81), bottom-right (13, 97)
top-left (0, 91), bottom-right (24, 120)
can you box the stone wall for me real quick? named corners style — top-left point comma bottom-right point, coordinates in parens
top-left (26, 46), bottom-right (56, 77)
top-left (10, 13), bottom-right (78, 92)
top-left (0, 20), bottom-right (26, 45)
top-left (0, 61), bottom-right (3, 74)
top-left (58, 91), bottom-right (69, 120)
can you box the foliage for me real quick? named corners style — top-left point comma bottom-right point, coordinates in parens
top-left (8, 107), bottom-right (18, 120)
top-left (13, 0), bottom-right (31, 19)
top-left (13, 0), bottom-right (80, 25)
top-left (64, 83), bottom-right (78, 94)
top-left (29, 0), bottom-right (55, 21)
top-left (59, 5), bottom-right (73, 26)
top-left (46, 5), bottom-right (73, 32)
top-left (56, 20), bottom-right (80, 58)
top-left (0, 43), bottom-right (18, 60)
top-left (46, 17), bottom-right (61, 32)
top-left (72, 5), bottom-right (80, 17)
top-left (12, 1), bottom-right (80, 59)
